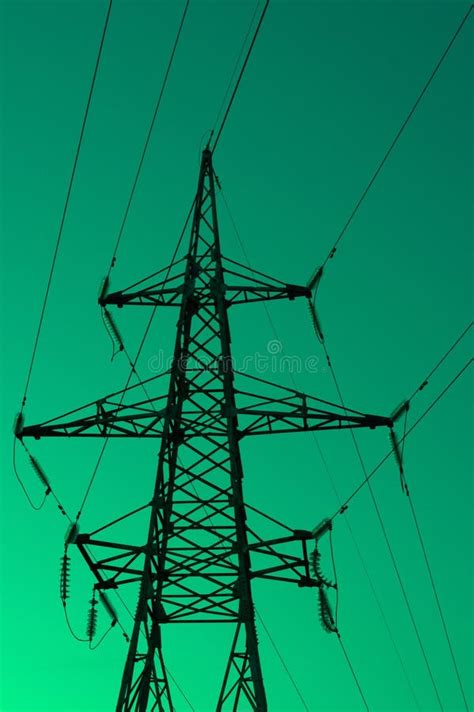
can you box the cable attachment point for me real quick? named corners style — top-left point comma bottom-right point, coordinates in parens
top-left (311, 519), bottom-right (338, 634)
top-left (13, 412), bottom-right (24, 439)
top-left (307, 265), bottom-right (324, 293)
top-left (102, 307), bottom-right (124, 360)
top-left (306, 265), bottom-right (325, 341)
top-left (311, 518), bottom-right (332, 540)
top-left (65, 522), bottom-right (79, 547)
top-left (389, 399), bottom-right (410, 494)
top-left (391, 399), bottom-right (410, 423)
top-left (87, 589), bottom-right (98, 643)
top-left (389, 429), bottom-right (409, 496)
top-left (98, 276), bottom-right (110, 306)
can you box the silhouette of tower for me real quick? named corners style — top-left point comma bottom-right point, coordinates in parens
top-left (18, 148), bottom-right (391, 710)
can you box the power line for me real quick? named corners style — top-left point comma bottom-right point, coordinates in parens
top-left (12, 437), bottom-right (48, 511)
top-left (408, 321), bottom-right (472, 401)
top-left (332, 358), bottom-right (473, 519)
top-left (212, 1), bottom-right (261, 138)
top-left (14, 438), bottom-right (73, 522)
top-left (15, 462), bottom-right (195, 707)
top-left (256, 609), bottom-right (310, 711)
top-left (211, 0), bottom-right (270, 152)
top-left (351, 431), bottom-right (444, 710)
top-left (337, 634), bottom-right (369, 712)
top-left (20, 0), bottom-right (113, 412)
top-left (317, 4), bottom-right (473, 273)
top-left (398, 325), bottom-right (471, 710)
top-left (218, 184), bottom-right (374, 711)
top-left (316, 351), bottom-right (443, 708)
top-left (75, 197), bottom-right (195, 521)
top-left (107, 0), bottom-right (190, 274)
top-left (305, 419), bottom-right (422, 710)
top-left (341, 512), bottom-right (422, 710)
top-left (406, 489), bottom-right (470, 711)
top-left (319, 323), bottom-right (472, 708)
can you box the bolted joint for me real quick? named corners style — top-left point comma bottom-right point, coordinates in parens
top-left (298, 576), bottom-right (318, 588)
top-left (286, 284), bottom-right (312, 300)
top-left (186, 296), bottom-right (200, 316)
top-left (169, 428), bottom-right (185, 445)
top-left (292, 529), bottom-right (313, 540)
top-left (101, 291), bottom-right (126, 308)
top-left (311, 518), bottom-right (332, 541)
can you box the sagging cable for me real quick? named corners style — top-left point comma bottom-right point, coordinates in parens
top-left (311, 518), bottom-right (338, 634)
top-left (12, 434), bottom-right (47, 511)
top-left (102, 307), bottom-right (124, 360)
top-left (89, 621), bottom-right (115, 650)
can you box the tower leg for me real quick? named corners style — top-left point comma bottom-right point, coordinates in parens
top-left (116, 576), bottom-right (173, 712)
top-left (217, 619), bottom-right (267, 712)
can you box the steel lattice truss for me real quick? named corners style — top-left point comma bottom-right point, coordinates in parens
top-left (18, 149), bottom-right (392, 711)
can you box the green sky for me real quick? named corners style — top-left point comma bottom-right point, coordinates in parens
top-left (0, 1), bottom-right (472, 711)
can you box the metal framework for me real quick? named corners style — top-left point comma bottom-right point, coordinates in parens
top-left (18, 149), bottom-right (392, 711)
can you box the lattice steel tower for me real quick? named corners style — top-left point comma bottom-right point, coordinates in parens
top-left (18, 149), bottom-right (391, 710)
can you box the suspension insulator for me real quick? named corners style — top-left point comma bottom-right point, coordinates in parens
top-left (65, 522), bottom-right (79, 546)
top-left (311, 546), bottom-right (335, 589)
top-left (391, 400), bottom-right (410, 423)
top-left (102, 308), bottom-right (124, 355)
top-left (98, 276), bottom-right (110, 305)
top-left (13, 412), bottom-right (24, 438)
top-left (307, 298), bottom-right (324, 343)
top-left (312, 518), bottom-right (332, 541)
top-left (60, 554), bottom-right (71, 602)
top-left (29, 455), bottom-right (51, 493)
top-left (318, 588), bottom-right (337, 634)
top-left (87, 593), bottom-right (98, 642)
top-left (389, 429), bottom-right (404, 473)
top-left (99, 590), bottom-right (117, 625)
top-left (307, 265), bottom-right (323, 292)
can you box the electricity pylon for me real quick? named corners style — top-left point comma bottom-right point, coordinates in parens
top-left (18, 148), bottom-right (392, 710)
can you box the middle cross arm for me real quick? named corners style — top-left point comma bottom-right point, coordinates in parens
top-left (16, 370), bottom-right (392, 441)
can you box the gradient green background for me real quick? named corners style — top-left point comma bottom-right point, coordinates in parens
top-left (0, 1), bottom-right (472, 711)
